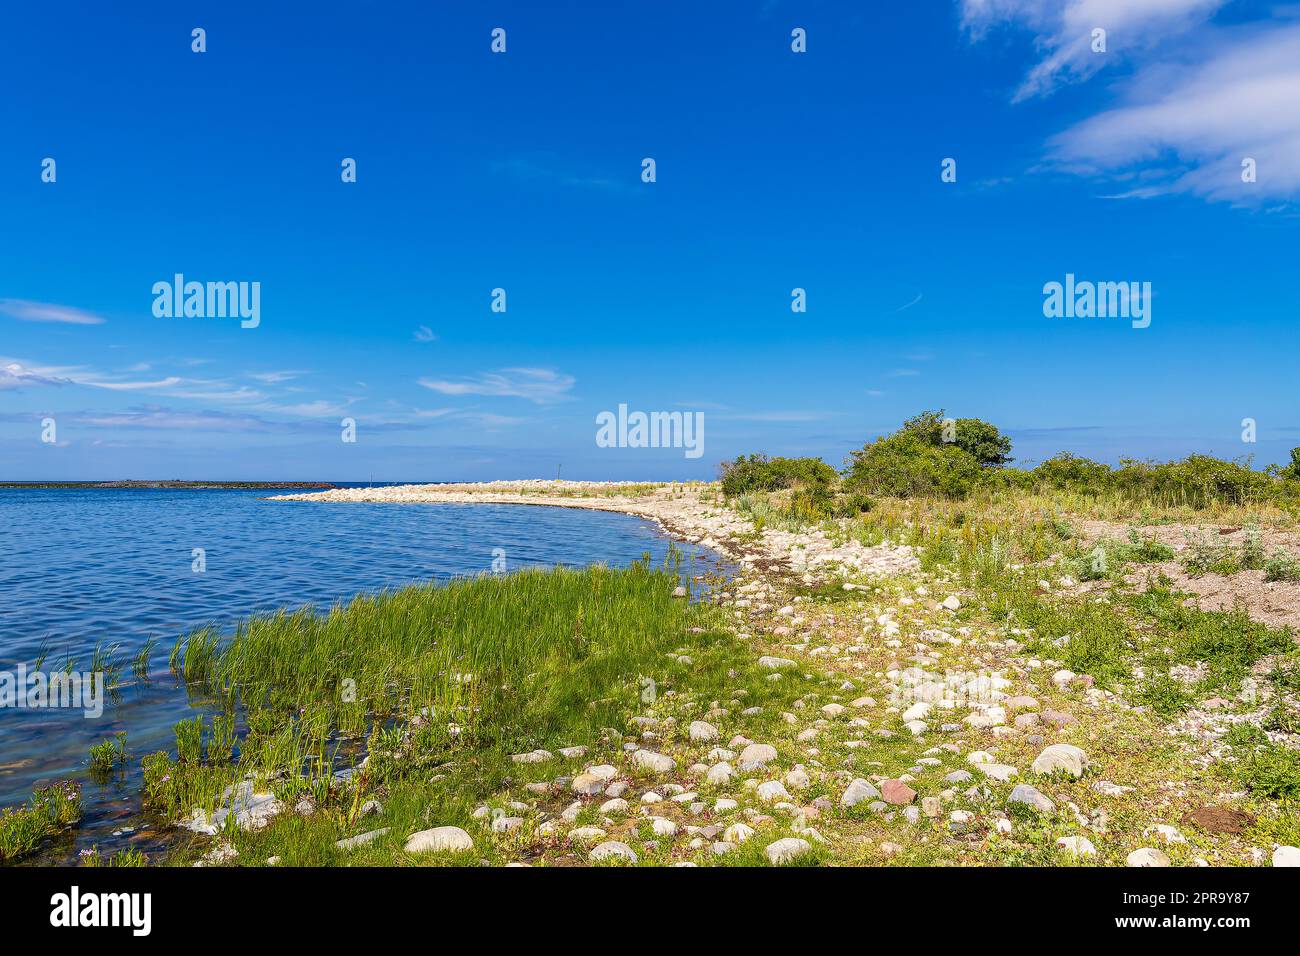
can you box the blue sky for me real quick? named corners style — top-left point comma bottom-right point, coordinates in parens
top-left (2, 0), bottom-right (1297, 481)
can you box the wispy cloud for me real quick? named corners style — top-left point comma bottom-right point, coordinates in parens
top-left (887, 368), bottom-right (921, 378)
top-left (418, 367), bottom-right (575, 404)
top-left (1048, 22), bottom-right (1300, 203)
top-left (894, 293), bottom-right (923, 313)
top-left (247, 370), bottom-right (308, 384)
top-left (960, 2), bottom-right (1300, 203)
top-left (960, 0), bottom-right (1226, 102)
top-left (82, 376), bottom-right (183, 391)
top-left (413, 325), bottom-right (437, 343)
top-left (0, 299), bottom-right (107, 326)
top-left (53, 405), bottom-right (280, 432)
top-left (0, 360), bottom-right (69, 390)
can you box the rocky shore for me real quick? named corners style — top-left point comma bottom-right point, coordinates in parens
top-left (264, 480), bottom-right (1300, 868)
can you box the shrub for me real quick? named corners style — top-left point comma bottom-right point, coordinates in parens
top-left (1265, 552), bottom-right (1300, 582)
top-left (844, 431), bottom-right (984, 499)
top-left (1114, 455), bottom-right (1275, 509)
top-left (1282, 447), bottom-right (1300, 481)
top-left (894, 410), bottom-right (1013, 466)
top-left (1032, 453), bottom-right (1113, 494)
top-left (841, 411), bottom-right (1013, 500)
top-left (719, 454), bottom-right (837, 498)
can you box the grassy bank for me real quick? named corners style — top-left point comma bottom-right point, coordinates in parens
top-left (149, 557), bottom-right (821, 865)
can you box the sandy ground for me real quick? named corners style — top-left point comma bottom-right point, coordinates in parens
top-left (1080, 519), bottom-right (1300, 631)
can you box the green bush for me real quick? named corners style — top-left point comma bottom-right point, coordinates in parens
top-left (1033, 451), bottom-right (1298, 509)
top-left (719, 454), bottom-right (837, 498)
top-left (1281, 447), bottom-right (1300, 481)
top-left (841, 411), bottom-right (1012, 500)
top-left (892, 410), bottom-right (1013, 466)
top-left (844, 431), bottom-right (984, 499)
top-left (1032, 453), bottom-right (1114, 494)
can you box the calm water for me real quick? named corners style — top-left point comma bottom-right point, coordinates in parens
top-left (0, 488), bottom-right (719, 861)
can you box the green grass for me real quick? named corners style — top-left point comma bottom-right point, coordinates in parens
top-left (88, 733), bottom-right (129, 776)
top-left (0, 782), bottom-right (83, 864)
top-left (1236, 744), bottom-right (1300, 799)
top-left (153, 558), bottom-right (803, 865)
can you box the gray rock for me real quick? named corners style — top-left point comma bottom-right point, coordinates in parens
top-left (840, 778), bottom-right (881, 807)
top-left (738, 743), bottom-right (778, 770)
top-left (1032, 743), bottom-right (1089, 779)
top-left (631, 750), bottom-right (676, 774)
top-left (589, 840), bottom-right (638, 863)
top-left (336, 827), bottom-right (389, 850)
top-left (765, 837), bottom-right (811, 864)
top-left (1008, 784), bottom-right (1056, 814)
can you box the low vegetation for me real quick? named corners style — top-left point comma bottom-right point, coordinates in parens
top-left (0, 782), bottom-right (82, 864)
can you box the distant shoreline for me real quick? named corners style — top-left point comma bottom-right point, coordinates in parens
top-left (0, 480), bottom-right (337, 490)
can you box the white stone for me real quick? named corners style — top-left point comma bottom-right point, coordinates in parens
top-left (1273, 846), bottom-right (1300, 867)
top-left (757, 780), bottom-right (791, 803)
top-left (589, 841), bottom-right (638, 863)
top-left (688, 720), bottom-right (719, 742)
top-left (1126, 847), bottom-right (1171, 867)
top-left (650, 817), bottom-right (678, 836)
top-left (404, 826), bottom-right (474, 854)
top-left (631, 750), bottom-right (676, 774)
top-left (765, 837), bottom-right (811, 864)
top-left (724, 823), bottom-right (755, 843)
top-left (1032, 744), bottom-right (1090, 779)
top-left (1057, 836), bottom-right (1097, 857)
top-left (738, 743), bottom-right (778, 769)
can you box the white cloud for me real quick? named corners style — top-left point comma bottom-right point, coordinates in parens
top-left (413, 325), bottom-right (437, 343)
top-left (960, 0), bottom-right (1226, 101)
top-left (83, 376), bottom-right (183, 391)
top-left (0, 360), bottom-right (68, 390)
top-left (1048, 23), bottom-right (1300, 202)
top-left (248, 370), bottom-right (308, 384)
top-left (0, 299), bottom-right (107, 325)
top-left (418, 367), bottom-right (575, 404)
top-left (961, 3), bottom-right (1300, 202)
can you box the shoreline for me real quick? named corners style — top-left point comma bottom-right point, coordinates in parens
top-left (270, 480), bottom-right (922, 580)
top-left (4, 480), bottom-right (1296, 868)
